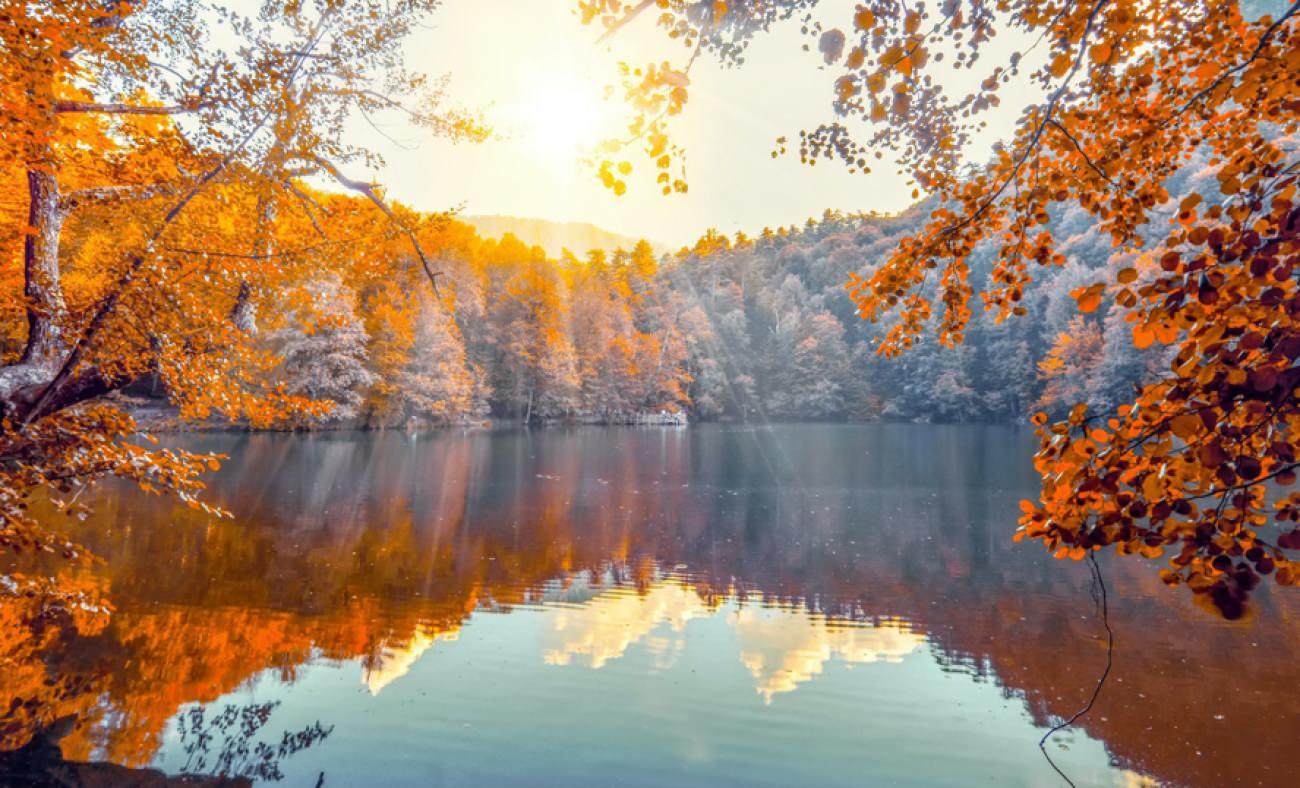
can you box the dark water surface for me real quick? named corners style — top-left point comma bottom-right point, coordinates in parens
top-left (2, 424), bottom-right (1297, 787)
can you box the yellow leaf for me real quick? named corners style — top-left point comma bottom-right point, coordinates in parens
top-left (1142, 473), bottom-right (1164, 501)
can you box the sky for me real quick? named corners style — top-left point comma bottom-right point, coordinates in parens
top-left (337, 0), bottom-right (1040, 248)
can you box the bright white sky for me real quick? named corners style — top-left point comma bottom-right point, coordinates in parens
top-left (335, 0), bottom-right (1040, 247)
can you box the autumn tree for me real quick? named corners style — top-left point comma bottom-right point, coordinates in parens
top-left (0, 1), bottom-right (482, 569)
top-left (627, 287), bottom-right (693, 413)
top-left (486, 255), bottom-right (581, 423)
top-left (1034, 315), bottom-right (1105, 415)
top-left (587, 0), bottom-right (1300, 614)
top-left (569, 253), bottom-right (642, 418)
top-left (392, 298), bottom-right (485, 426)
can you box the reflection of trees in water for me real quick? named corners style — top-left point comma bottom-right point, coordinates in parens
top-left (0, 577), bottom-right (110, 757)
top-left (176, 702), bottom-right (332, 782)
top-left (0, 700), bottom-right (328, 786)
top-left (4, 426), bottom-right (1299, 787)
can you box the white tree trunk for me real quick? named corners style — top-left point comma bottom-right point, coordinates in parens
top-left (0, 167), bottom-right (70, 419)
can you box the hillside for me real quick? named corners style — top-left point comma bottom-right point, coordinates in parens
top-left (463, 215), bottom-right (667, 258)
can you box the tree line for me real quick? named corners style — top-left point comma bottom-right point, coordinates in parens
top-left (193, 183), bottom-right (1200, 429)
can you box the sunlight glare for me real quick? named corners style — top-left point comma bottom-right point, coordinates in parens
top-left (522, 80), bottom-right (603, 162)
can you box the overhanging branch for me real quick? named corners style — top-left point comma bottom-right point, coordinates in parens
top-left (307, 156), bottom-right (445, 299)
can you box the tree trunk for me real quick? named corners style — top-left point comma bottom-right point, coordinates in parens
top-left (230, 186), bottom-right (277, 336)
top-left (21, 168), bottom-right (67, 364)
top-left (0, 168), bottom-right (70, 421)
top-left (230, 280), bottom-right (258, 335)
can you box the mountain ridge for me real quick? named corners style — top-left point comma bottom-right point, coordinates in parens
top-left (462, 215), bottom-right (668, 258)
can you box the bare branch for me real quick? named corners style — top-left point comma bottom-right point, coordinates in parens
top-left (332, 88), bottom-right (484, 141)
top-left (274, 50), bottom-right (340, 61)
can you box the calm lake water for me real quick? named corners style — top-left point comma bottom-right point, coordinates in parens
top-left (2, 424), bottom-right (1297, 787)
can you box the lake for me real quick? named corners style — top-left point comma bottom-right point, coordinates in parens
top-left (2, 424), bottom-right (1297, 787)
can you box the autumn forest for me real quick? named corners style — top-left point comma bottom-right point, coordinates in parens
top-left (2, 0), bottom-right (1299, 786)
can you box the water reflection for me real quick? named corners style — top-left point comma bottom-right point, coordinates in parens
top-left (541, 575), bottom-right (714, 670)
top-left (733, 608), bottom-right (923, 703)
top-left (1, 425), bottom-right (1297, 787)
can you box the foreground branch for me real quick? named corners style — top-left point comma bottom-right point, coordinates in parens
top-left (53, 100), bottom-right (203, 115)
top-left (307, 156), bottom-right (445, 298)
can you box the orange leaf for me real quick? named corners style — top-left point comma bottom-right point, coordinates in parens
top-left (1132, 323), bottom-right (1155, 349)
top-left (1077, 290), bottom-right (1102, 313)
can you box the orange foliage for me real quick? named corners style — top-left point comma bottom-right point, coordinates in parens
top-left (0, 1), bottom-right (485, 558)
top-left (588, 0), bottom-right (1300, 615)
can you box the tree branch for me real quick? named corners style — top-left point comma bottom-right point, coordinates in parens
top-left (1038, 552), bottom-right (1113, 788)
top-left (306, 155), bottom-right (445, 299)
top-left (917, 0), bottom-right (1112, 248)
top-left (596, 0), bottom-right (655, 44)
top-left (52, 100), bottom-right (204, 115)
top-left (1172, 0), bottom-right (1300, 118)
top-left (7, 365), bottom-right (137, 420)
top-left (1047, 119), bottom-right (1115, 187)
top-left (60, 180), bottom-right (181, 210)
top-left (282, 179), bottom-right (328, 239)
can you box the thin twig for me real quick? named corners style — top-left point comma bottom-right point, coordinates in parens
top-left (1047, 119), bottom-right (1115, 187)
top-left (596, 0), bottom-right (656, 44)
top-left (306, 155), bottom-right (445, 299)
top-left (1172, 0), bottom-right (1300, 117)
top-left (1039, 551), bottom-right (1114, 788)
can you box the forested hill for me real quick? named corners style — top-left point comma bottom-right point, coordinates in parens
top-left (644, 200), bottom-right (1168, 424)
top-left (196, 147), bottom-right (1209, 429)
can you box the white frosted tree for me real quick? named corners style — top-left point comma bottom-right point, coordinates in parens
top-left (272, 276), bottom-right (376, 426)
top-left (393, 302), bottom-right (486, 426)
top-left (764, 309), bottom-right (849, 418)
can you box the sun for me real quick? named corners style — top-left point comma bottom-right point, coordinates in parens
top-left (521, 80), bottom-right (603, 160)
